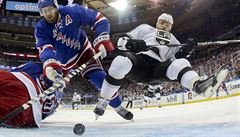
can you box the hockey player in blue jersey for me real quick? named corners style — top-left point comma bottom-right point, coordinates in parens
top-left (35, 0), bottom-right (133, 120)
top-left (0, 62), bottom-right (61, 128)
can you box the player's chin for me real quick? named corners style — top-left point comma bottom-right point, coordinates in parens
top-left (157, 27), bottom-right (170, 32)
top-left (46, 18), bottom-right (57, 24)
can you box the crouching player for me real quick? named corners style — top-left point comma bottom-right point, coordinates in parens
top-left (0, 62), bottom-right (62, 128)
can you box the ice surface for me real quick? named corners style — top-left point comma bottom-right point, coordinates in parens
top-left (1, 96), bottom-right (239, 137)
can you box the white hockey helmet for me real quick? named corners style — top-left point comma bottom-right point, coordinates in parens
top-left (157, 13), bottom-right (173, 24)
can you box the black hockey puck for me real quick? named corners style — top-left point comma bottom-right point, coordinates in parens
top-left (73, 123), bottom-right (85, 136)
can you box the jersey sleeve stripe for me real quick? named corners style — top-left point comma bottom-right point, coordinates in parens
top-left (60, 39), bottom-right (91, 70)
top-left (37, 44), bottom-right (54, 54)
top-left (92, 13), bottom-right (107, 31)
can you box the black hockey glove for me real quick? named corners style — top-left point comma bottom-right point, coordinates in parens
top-left (125, 39), bottom-right (147, 53)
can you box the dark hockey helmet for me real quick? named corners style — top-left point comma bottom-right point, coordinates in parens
top-left (38, 0), bottom-right (59, 9)
top-left (38, 0), bottom-right (59, 16)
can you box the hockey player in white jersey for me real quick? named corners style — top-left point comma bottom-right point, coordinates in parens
top-left (152, 85), bottom-right (162, 108)
top-left (140, 85), bottom-right (162, 109)
top-left (94, 13), bottom-right (229, 119)
top-left (72, 92), bottom-right (81, 110)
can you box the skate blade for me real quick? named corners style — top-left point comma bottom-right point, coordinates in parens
top-left (216, 68), bottom-right (229, 82)
top-left (205, 68), bottom-right (229, 98)
top-left (95, 115), bottom-right (100, 121)
top-left (130, 119), bottom-right (135, 122)
top-left (203, 86), bottom-right (214, 98)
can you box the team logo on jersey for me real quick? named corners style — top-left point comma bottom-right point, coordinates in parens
top-left (54, 31), bottom-right (81, 50)
top-left (56, 32), bottom-right (64, 41)
top-left (155, 29), bottom-right (171, 45)
top-left (52, 15), bottom-right (80, 50)
top-left (65, 15), bottom-right (72, 26)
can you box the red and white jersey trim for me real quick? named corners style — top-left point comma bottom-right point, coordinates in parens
top-left (38, 44), bottom-right (55, 56)
top-left (11, 72), bottom-right (42, 127)
top-left (94, 13), bottom-right (107, 26)
top-left (91, 12), bottom-right (107, 30)
top-left (60, 38), bottom-right (91, 70)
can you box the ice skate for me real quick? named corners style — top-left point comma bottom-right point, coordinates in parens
top-left (115, 105), bottom-right (134, 121)
top-left (194, 65), bottom-right (229, 98)
top-left (93, 98), bottom-right (109, 120)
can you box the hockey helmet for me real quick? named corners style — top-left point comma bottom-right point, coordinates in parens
top-left (38, 0), bottom-right (59, 16)
top-left (38, 0), bottom-right (59, 9)
top-left (157, 13), bottom-right (173, 24)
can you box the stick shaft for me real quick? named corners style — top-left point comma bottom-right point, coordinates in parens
top-left (166, 39), bottom-right (240, 47)
top-left (197, 40), bottom-right (240, 47)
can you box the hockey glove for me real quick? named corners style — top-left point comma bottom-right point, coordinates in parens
top-left (118, 37), bottom-right (147, 53)
top-left (93, 33), bottom-right (115, 59)
top-left (117, 37), bottom-right (129, 50)
top-left (43, 59), bottom-right (66, 91)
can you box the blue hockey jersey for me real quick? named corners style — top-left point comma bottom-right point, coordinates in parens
top-left (35, 4), bottom-right (109, 69)
top-left (11, 62), bottom-right (43, 85)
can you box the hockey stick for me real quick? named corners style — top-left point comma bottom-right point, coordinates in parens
top-left (119, 39), bottom-right (240, 52)
top-left (0, 52), bottom-right (102, 125)
top-left (166, 39), bottom-right (240, 47)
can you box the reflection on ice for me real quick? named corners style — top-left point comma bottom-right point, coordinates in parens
top-left (0, 96), bottom-right (239, 137)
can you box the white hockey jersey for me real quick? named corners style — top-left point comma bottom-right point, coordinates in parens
top-left (127, 24), bottom-right (181, 62)
top-left (72, 94), bottom-right (81, 102)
